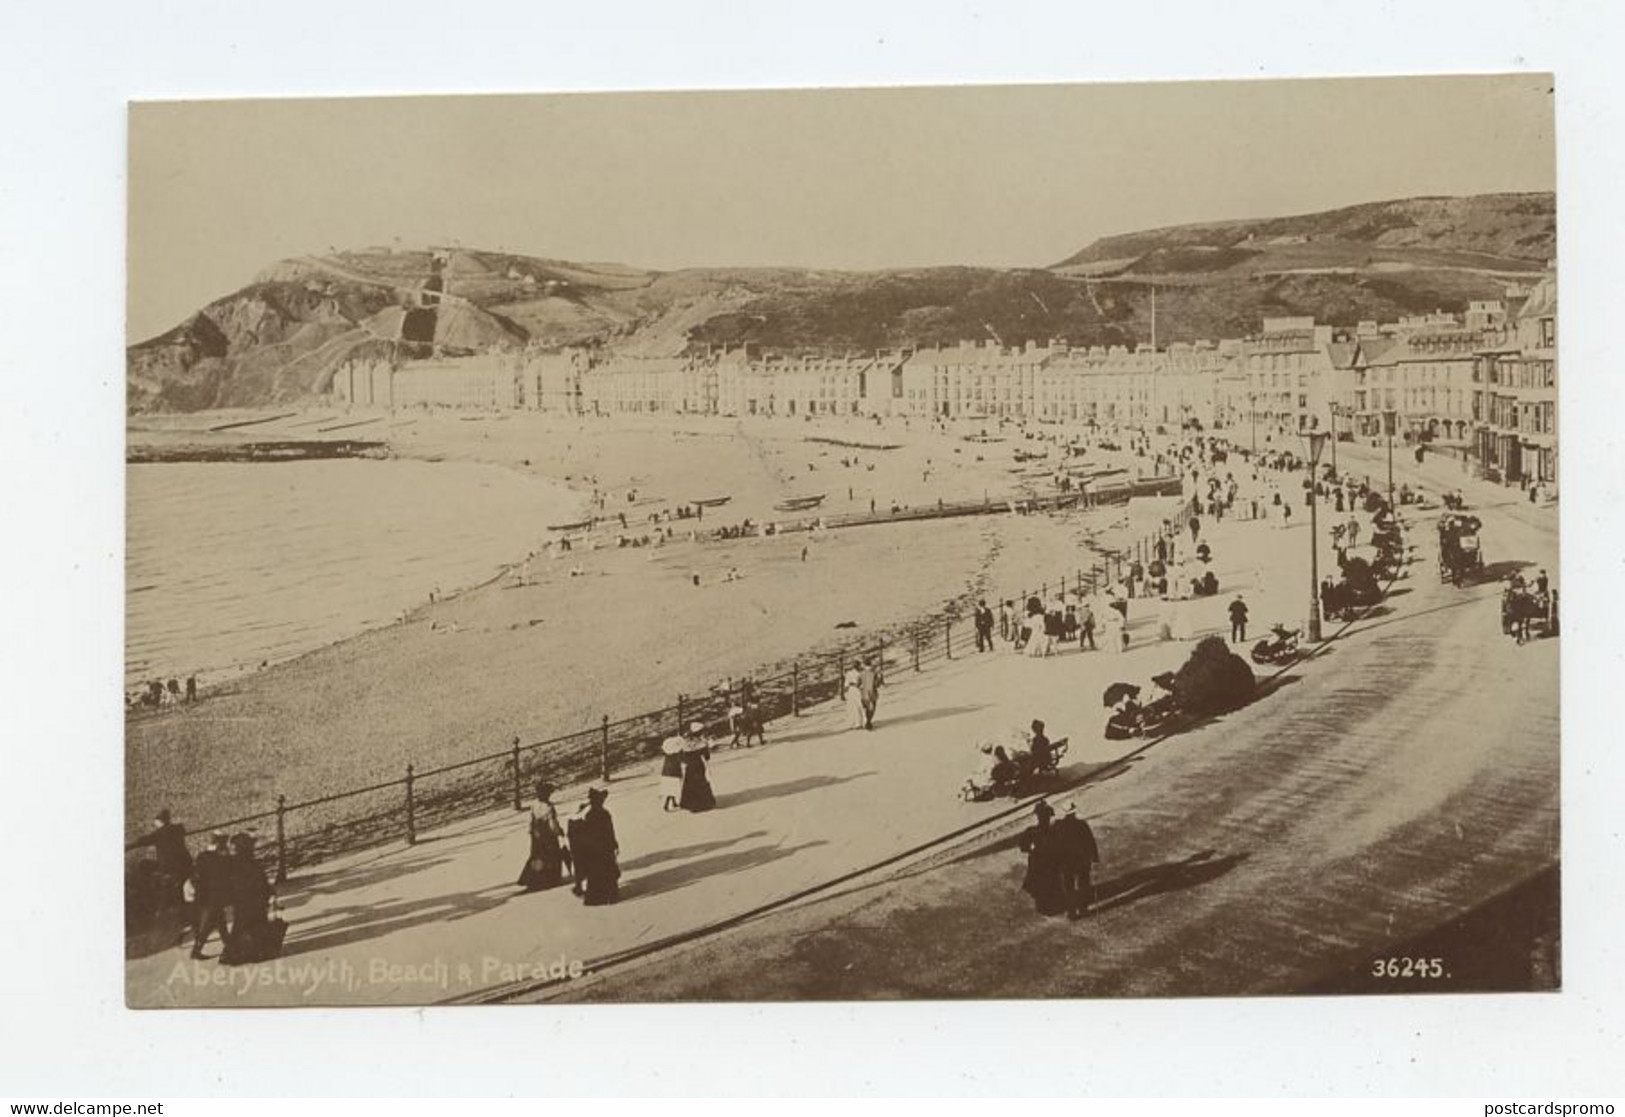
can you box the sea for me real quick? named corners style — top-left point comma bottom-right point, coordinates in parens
top-left (126, 458), bottom-right (582, 688)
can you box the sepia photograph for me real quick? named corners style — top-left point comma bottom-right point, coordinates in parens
top-left (121, 74), bottom-right (1560, 1009)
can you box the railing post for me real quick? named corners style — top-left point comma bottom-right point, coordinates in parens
top-left (791, 662), bottom-right (801, 715)
top-left (600, 714), bottom-right (610, 783)
top-left (945, 616), bottom-right (953, 660)
top-left (404, 764), bottom-right (416, 846)
top-left (511, 736), bottom-right (523, 811)
top-left (274, 794), bottom-right (287, 885)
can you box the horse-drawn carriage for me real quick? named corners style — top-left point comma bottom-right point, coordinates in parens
top-left (1438, 513), bottom-right (1484, 586)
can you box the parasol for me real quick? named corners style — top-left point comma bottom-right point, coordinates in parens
top-left (1102, 682), bottom-right (1141, 707)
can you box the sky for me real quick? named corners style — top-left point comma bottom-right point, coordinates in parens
top-left (127, 73), bottom-right (1555, 342)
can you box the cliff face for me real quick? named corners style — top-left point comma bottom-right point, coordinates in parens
top-left (128, 192), bottom-right (1556, 413)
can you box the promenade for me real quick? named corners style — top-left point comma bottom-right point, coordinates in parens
top-left (128, 480), bottom-right (1359, 1007)
top-left (543, 443), bottom-right (1561, 1002)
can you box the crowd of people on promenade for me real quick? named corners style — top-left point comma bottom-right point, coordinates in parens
top-left (511, 717), bottom-right (725, 908)
top-left (129, 419), bottom-right (1558, 980)
top-left (127, 809), bottom-right (279, 963)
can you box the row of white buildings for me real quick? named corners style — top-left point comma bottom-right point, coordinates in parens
top-left (330, 270), bottom-right (1557, 491)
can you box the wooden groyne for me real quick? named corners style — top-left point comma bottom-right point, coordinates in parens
top-left (127, 439), bottom-right (389, 465)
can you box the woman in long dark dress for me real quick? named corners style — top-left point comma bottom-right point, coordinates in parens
top-left (679, 738), bottom-right (716, 812)
top-left (221, 832), bottom-right (274, 963)
top-left (574, 788), bottom-right (620, 905)
top-left (517, 783), bottom-right (566, 891)
top-left (1017, 802), bottom-right (1067, 916)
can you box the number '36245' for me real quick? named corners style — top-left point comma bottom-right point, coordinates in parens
top-left (1372, 957), bottom-right (1446, 979)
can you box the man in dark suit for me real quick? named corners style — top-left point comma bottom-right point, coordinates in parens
top-left (134, 808), bottom-right (193, 909)
top-left (1228, 594), bottom-right (1249, 643)
top-left (974, 600), bottom-right (995, 652)
top-left (190, 833), bottom-right (232, 959)
top-left (1052, 803), bottom-right (1102, 920)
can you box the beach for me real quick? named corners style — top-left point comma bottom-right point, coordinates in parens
top-left (125, 408), bottom-right (1171, 836)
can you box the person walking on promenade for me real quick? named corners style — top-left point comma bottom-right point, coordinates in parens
top-left (857, 657), bottom-right (883, 730)
top-left (974, 600), bottom-right (995, 652)
top-left (572, 788), bottom-right (620, 905)
top-left (1188, 513), bottom-right (1201, 543)
top-left (658, 733), bottom-right (686, 811)
top-left (998, 600), bottom-right (1012, 643)
top-left (1017, 801), bottom-right (1066, 916)
top-left (1078, 600), bottom-right (1097, 651)
top-left (134, 808), bottom-right (193, 912)
top-left (1041, 601), bottom-right (1062, 657)
top-left (1052, 803), bottom-right (1102, 920)
top-left (189, 832), bottom-right (231, 959)
top-left (1345, 515), bottom-right (1361, 552)
top-left (518, 783), bottom-right (568, 891)
top-left (1228, 594), bottom-right (1249, 644)
top-left (220, 833), bottom-right (275, 965)
top-left (843, 661), bottom-right (865, 729)
top-left (1022, 597), bottom-right (1045, 658)
top-left (679, 732), bottom-right (717, 812)
top-left (1106, 598), bottom-right (1129, 653)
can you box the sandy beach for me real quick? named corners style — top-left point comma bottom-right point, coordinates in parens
top-left (126, 408), bottom-right (1174, 837)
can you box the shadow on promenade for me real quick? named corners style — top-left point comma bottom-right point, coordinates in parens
top-left (620, 840), bottom-right (830, 903)
top-left (620, 830), bottom-right (769, 873)
top-left (1089, 849), bottom-right (1250, 915)
top-left (718, 772), bottom-right (877, 810)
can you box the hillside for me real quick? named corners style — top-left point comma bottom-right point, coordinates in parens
top-left (128, 192), bottom-right (1555, 413)
top-left (1052, 192), bottom-right (1553, 270)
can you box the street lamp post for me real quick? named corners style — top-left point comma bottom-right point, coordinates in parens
top-left (1327, 405), bottom-right (1339, 476)
top-left (1248, 392), bottom-right (1258, 457)
top-left (1382, 408), bottom-right (1398, 511)
top-left (1305, 430), bottom-right (1330, 643)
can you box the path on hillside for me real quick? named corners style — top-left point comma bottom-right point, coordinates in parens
top-left (530, 482), bottom-right (1559, 1001)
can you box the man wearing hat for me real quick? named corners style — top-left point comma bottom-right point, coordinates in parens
top-left (1052, 803), bottom-right (1102, 920)
top-left (1228, 593), bottom-right (1249, 644)
top-left (189, 832), bottom-right (232, 959)
top-left (1017, 801), bottom-right (1066, 916)
top-left (857, 656), bottom-right (883, 730)
top-left (134, 808), bottom-right (193, 911)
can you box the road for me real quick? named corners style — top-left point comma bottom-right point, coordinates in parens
top-left (533, 460), bottom-right (1560, 1001)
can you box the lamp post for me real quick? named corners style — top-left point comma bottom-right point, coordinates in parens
top-left (1327, 405), bottom-right (1339, 476)
top-left (1305, 429), bottom-right (1330, 643)
top-left (1247, 392), bottom-right (1258, 457)
top-left (1382, 408), bottom-right (1398, 511)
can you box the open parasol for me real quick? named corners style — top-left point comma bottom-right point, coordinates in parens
top-left (1102, 682), bottom-right (1141, 708)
